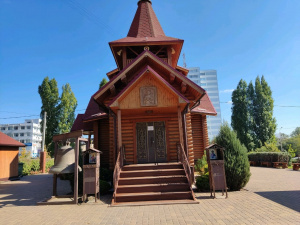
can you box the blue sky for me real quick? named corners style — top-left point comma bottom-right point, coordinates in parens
top-left (0, 0), bottom-right (299, 135)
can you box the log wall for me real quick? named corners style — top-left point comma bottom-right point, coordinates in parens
top-left (0, 147), bottom-right (19, 180)
top-left (186, 112), bottom-right (194, 166)
top-left (98, 119), bottom-right (110, 168)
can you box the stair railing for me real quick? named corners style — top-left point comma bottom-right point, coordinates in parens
top-left (113, 145), bottom-right (125, 202)
top-left (177, 143), bottom-right (194, 187)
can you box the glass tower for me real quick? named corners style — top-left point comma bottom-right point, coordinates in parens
top-left (188, 67), bottom-right (222, 140)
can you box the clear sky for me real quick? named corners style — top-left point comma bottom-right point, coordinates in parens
top-left (0, 0), bottom-right (299, 135)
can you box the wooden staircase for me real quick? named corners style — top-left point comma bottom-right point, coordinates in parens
top-left (111, 163), bottom-right (197, 206)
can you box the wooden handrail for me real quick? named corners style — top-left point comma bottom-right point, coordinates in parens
top-left (177, 143), bottom-right (193, 187)
top-left (113, 145), bottom-right (125, 202)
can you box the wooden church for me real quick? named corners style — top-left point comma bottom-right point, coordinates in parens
top-left (72, 0), bottom-right (217, 205)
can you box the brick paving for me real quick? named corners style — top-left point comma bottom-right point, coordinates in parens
top-left (0, 167), bottom-right (299, 225)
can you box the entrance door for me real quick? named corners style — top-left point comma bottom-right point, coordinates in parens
top-left (136, 121), bottom-right (167, 163)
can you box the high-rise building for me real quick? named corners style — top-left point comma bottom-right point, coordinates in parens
top-left (188, 68), bottom-right (222, 140)
top-left (0, 119), bottom-right (42, 157)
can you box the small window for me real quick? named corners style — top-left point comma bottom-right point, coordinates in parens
top-left (14, 133), bottom-right (19, 137)
top-left (8, 127), bottom-right (12, 130)
top-left (20, 133), bottom-right (24, 137)
top-left (27, 126), bottom-right (31, 129)
top-left (1, 127), bottom-right (5, 131)
top-left (14, 126), bottom-right (18, 130)
top-left (21, 126), bottom-right (25, 129)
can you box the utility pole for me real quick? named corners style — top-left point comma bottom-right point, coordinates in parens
top-left (40, 112), bottom-right (47, 173)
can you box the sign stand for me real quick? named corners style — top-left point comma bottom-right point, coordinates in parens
top-left (205, 144), bottom-right (228, 199)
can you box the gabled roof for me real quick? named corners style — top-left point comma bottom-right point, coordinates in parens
top-left (0, 132), bottom-right (25, 147)
top-left (93, 50), bottom-right (205, 105)
top-left (109, 0), bottom-right (183, 69)
top-left (109, 66), bottom-right (189, 107)
top-left (191, 94), bottom-right (217, 116)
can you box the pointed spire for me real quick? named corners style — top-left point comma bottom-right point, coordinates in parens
top-left (127, 0), bottom-right (165, 38)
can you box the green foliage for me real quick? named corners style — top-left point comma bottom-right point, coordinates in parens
top-left (231, 79), bottom-right (254, 151)
top-left (38, 77), bottom-right (77, 156)
top-left (248, 152), bottom-right (290, 163)
top-left (100, 180), bottom-right (111, 195)
top-left (99, 78), bottom-right (108, 89)
top-left (215, 123), bottom-right (251, 191)
top-left (58, 83), bottom-right (77, 134)
top-left (38, 77), bottom-right (60, 155)
top-left (287, 145), bottom-right (296, 158)
top-left (291, 127), bottom-right (300, 137)
top-left (253, 76), bottom-right (276, 147)
top-left (255, 142), bottom-right (280, 152)
top-left (19, 158), bottom-right (40, 175)
top-left (231, 76), bottom-right (276, 151)
top-left (194, 152), bottom-right (207, 174)
top-left (46, 158), bottom-right (54, 172)
top-left (282, 135), bottom-right (300, 157)
top-left (195, 173), bottom-right (210, 191)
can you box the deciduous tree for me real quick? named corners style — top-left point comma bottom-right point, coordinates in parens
top-left (99, 78), bottom-right (108, 89)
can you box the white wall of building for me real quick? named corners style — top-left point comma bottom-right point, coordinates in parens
top-left (0, 119), bottom-right (42, 157)
top-left (188, 67), bottom-right (222, 140)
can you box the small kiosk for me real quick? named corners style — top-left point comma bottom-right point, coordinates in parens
top-left (205, 144), bottom-right (228, 198)
top-left (82, 148), bottom-right (102, 202)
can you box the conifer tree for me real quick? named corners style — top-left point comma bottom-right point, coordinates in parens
top-left (216, 123), bottom-right (251, 191)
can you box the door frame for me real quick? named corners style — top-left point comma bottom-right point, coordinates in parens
top-left (133, 118), bottom-right (170, 164)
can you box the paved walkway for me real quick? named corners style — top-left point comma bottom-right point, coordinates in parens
top-left (0, 167), bottom-right (299, 225)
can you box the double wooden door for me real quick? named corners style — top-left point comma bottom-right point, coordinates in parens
top-left (136, 121), bottom-right (167, 163)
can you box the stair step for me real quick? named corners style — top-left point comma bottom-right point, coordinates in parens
top-left (120, 169), bottom-right (185, 178)
top-left (117, 183), bottom-right (190, 193)
top-left (118, 175), bottom-right (188, 185)
top-left (115, 191), bottom-right (193, 203)
top-left (111, 199), bottom-right (199, 206)
top-left (122, 163), bottom-right (182, 171)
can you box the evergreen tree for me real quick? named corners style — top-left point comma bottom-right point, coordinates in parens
top-left (99, 78), bottom-right (108, 89)
top-left (38, 77), bottom-right (60, 154)
top-left (291, 127), bottom-right (300, 137)
top-left (231, 80), bottom-right (254, 151)
top-left (215, 123), bottom-right (251, 191)
top-left (253, 76), bottom-right (276, 147)
top-left (58, 83), bottom-right (77, 134)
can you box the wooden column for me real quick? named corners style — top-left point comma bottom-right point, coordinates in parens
top-left (117, 110), bottom-right (122, 151)
top-left (122, 47), bottom-right (127, 69)
top-left (74, 138), bottom-right (79, 204)
top-left (93, 121), bottom-right (99, 149)
top-left (177, 107), bottom-right (184, 146)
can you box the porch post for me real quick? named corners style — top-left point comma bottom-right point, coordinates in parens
top-left (177, 106), bottom-right (184, 146)
top-left (117, 110), bottom-right (122, 151)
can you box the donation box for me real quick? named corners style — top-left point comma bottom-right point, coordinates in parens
top-left (82, 148), bottom-right (102, 202)
top-left (205, 144), bottom-right (228, 198)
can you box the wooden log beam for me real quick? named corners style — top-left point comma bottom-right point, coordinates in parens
top-left (121, 75), bottom-right (127, 84)
top-left (170, 73), bottom-right (176, 84)
top-left (181, 82), bottom-right (187, 93)
top-left (117, 110), bottom-right (122, 150)
top-left (110, 85), bottom-right (116, 95)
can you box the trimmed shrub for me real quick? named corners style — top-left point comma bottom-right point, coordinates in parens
top-left (195, 173), bottom-right (210, 191)
top-left (194, 152), bottom-right (208, 174)
top-left (248, 152), bottom-right (290, 164)
top-left (46, 158), bottom-right (54, 172)
top-left (215, 123), bottom-right (251, 191)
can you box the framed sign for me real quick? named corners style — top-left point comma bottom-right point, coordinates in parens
top-left (210, 149), bottom-right (218, 160)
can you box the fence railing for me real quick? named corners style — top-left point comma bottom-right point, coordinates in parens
top-left (177, 143), bottom-right (194, 187)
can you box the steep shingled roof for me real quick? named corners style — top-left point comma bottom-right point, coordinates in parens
top-left (0, 132), bottom-right (25, 147)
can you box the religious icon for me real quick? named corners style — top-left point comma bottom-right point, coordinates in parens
top-left (89, 153), bottom-right (97, 164)
top-left (140, 87), bottom-right (157, 106)
top-left (210, 149), bottom-right (218, 160)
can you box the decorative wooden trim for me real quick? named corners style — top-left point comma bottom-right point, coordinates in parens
top-left (155, 46), bottom-right (164, 56)
top-left (128, 46), bottom-right (139, 56)
top-left (53, 130), bottom-right (83, 142)
top-left (122, 47), bottom-right (127, 69)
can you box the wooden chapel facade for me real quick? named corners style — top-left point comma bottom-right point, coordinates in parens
top-left (72, 0), bottom-right (217, 204)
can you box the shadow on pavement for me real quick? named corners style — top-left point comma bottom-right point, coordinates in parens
top-left (0, 174), bottom-right (71, 207)
top-left (255, 190), bottom-right (300, 213)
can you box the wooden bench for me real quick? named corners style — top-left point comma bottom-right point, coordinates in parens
top-left (292, 163), bottom-right (300, 171)
top-left (249, 161), bottom-right (256, 166)
top-left (272, 162), bottom-right (288, 169)
top-left (261, 161), bottom-right (272, 167)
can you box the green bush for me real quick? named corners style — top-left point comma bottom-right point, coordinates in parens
top-left (195, 173), bottom-right (210, 191)
top-left (19, 158), bottom-right (40, 175)
top-left (194, 152), bottom-right (208, 174)
top-left (248, 152), bottom-right (290, 163)
top-left (215, 123), bottom-right (251, 191)
top-left (46, 158), bottom-right (54, 171)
